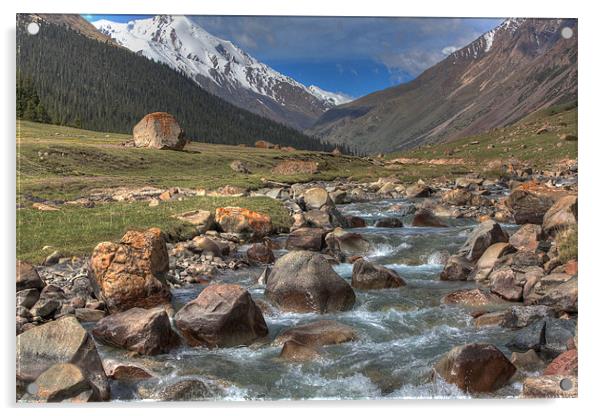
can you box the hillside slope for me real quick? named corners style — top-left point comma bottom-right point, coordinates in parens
top-left (16, 14), bottom-right (331, 151)
top-left (309, 18), bottom-right (577, 153)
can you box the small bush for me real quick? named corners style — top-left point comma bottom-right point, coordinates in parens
top-left (556, 226), bottom-right (578, 263)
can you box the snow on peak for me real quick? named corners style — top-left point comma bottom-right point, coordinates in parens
top-left (308, 85), bottom-right (353, 106)
top-left (92, 15), bottom-right (344, 109)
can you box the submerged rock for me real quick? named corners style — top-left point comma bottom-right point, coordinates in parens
top-left (265, 251), bottom-right (356, 313)
top-left (351, 259), bottom-right (406, 289)
top-left (433, 343), bottom-right (516, 393)
top-left (274, 320), bottom-right (358, 347)
top-left (88, 227), bottom-right (171, 313)
top-left (325, 228), bottom-right (370, 257)
top-left (175, 284), bottom-right (268, 348)
top-left (440, 255), bottom-right (473, 281)
top-left (246, 243), bottom-right (275, 264)
top-left (374, 217), bottom-right (403, 228)
top-left (411, 208), bottom-right (447, 227)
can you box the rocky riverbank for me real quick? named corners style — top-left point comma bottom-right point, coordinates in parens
top-left (16, 162), bottom-right (577, 401)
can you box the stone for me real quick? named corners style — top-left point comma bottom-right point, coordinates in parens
top-left (473, 311), bottom-right (506, 327)
top-left (303, 187), bottom-right (334, 210)
top-left (325, 228), bottom-right (370, 257)
top-left (16, 316), bottom-right (109, 400)
top-left (215, 207), bottom-right (272, 239)
top-left (537, 276), bottom-right (578, 313)
top-left (509, 224), bottom-right (543, 252)
top-left (501, 305), bottom-right (555, 329)
top-left (149, 379), bottom-right (212, 401)
top-left (28, 363), bottom-right (95, 402)
top-left (92, 307), bottom-right (179, 355)
top-left (74, 308), bottom-right (106, 322)
top-left (274, 320), bottom-right (357, 347)
top-left (265, 251), bottom-right (356, 313)
top-left (176, 210), bottom-right (215, 232)
top-left (374, 217), bottom-right (404, 228)
top-left (540, 318), bottom-right (577, 359)
top-left (285, 227), bottom-right (327, 251)
top-left (304, 209), bottom-right (333, 229)
top-left (490, 267), bottom-right (523, 301)
top-left (506, 320), bottom-right (546, 352)
top-left (133, 112), bottom-right (186, 150)
top-left (174, 284), bottom-right (268, 348)
top-left (16, 261), bottom-right (45, 291)
top-left (329, 190), bottom-right (347, 204)
top-left (229, 160), bottom-right (251, 173)
top-left (441, 288), bottom-right (504, 308)
top-left (458, 220), bottom-right (508, 262)
top-left (103, 360), bottom-right (153, 381)
top-left (255, 140), bottom-right (275, 149)
top-left (16, 288), bottom-right (40, 309)
top-left (433, 343), bottom-right (516, 393)
top-left (542, 195), bottom-right (577, 236)
top-left (411, 208), bottom-right (447, 227)
top-left (442, 188), bottom-right (472, 205)
top-left (247, 243), bottom-right (275, 264)
top-left (346, 216), bottom-right (367, 228)
top-left (88, 228), bottom-right (171, 313)
top-left (506, 183), bottom-right (570, 224)
top-left (30, 298), bottom-right (61, 318)
top-left (544, 349), bottom-right (577, 376)
top-left (190, 236), bottom-right (222, 257)
top-left (440, 255), bottom-right (473, 281)
top-left (472, 243), bottom-right (515, 281)
top-left (405, 183), bottom-right (431, 198)
top-left (511, 350), bottom-right (545, 372)
top-left (521, 375), bottom-right (577, 398)
top-left (351, 259), bottom-right (406, 289)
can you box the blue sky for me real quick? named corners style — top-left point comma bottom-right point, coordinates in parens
top-left (84, 15), bottom-right (502, 98)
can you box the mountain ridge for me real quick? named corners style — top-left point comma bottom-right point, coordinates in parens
top-left (309, 18), bottom-right (577, 153)
top-left (93, 15), bottom-right (351, 130)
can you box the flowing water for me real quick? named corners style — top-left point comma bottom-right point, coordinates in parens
top-left (100, 198), bottom-right (523, 401)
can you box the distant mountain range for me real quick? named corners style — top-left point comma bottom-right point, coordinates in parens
top-left (308, 18), bottom-right (578, 153)
top-left (93, 15), bottom-right (352, 130)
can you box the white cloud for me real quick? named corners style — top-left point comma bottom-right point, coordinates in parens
top-left (442, 45), bottom-right (459, 55)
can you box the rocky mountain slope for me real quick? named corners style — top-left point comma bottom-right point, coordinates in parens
top-left (93, 15), bottom-right (351, 130)
top-left (309, 18), bottom-right (577, 153)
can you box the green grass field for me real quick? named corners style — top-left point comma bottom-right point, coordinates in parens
top-left (393, 105), bottom-right (577, 170)
top-left (16, 106), bottom-right (577, 263)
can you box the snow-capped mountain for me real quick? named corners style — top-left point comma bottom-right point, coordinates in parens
top-left (93, 15), bottom-right (350, 130)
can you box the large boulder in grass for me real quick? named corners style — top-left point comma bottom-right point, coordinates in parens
top-left (133, 112), bottom-right (186, 150)
top-left (16, 261), bottom-right (45, 291)
top-left (351, 259), bottom-right (406, 289)
top-left (542, 195), bottom-right (577, 236)
top-left (92, 307), bottom-right (180, 355)
top-left (411, 208), bottom-right (447, 227)
top-left (457, 220), bottom-right (508, 262)
top-left (174, 284), bottom-right (268, 348)
top-left (433, 343), bottom-right (516, 393)
top-left (88, 228), bottom-right (171, 313)
top-left (16, 316), bottom-right (109, 400)
top-left (286, 227), bottom-right (327, 251)
top-left (265, 251), bottom-right (356, 313)
top-left (215, 207), bottom-right (272, 239)
top-left (506, 182), bottom-right (571, 224)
